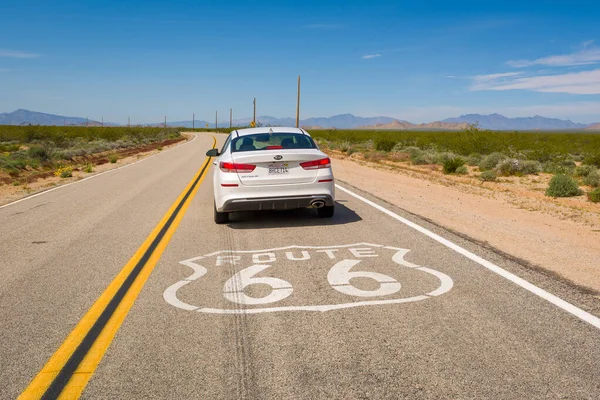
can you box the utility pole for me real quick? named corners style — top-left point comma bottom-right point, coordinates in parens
top-left (215, 111), bottom-right (218, 133)
top-left (253, 97), bottom-right (256, 126)
top-left (102, 117), bottom-right (104, 127)
top-left (164, 116), bottom-right (167, 128)
top-left (296, 75), bottom-right (301, 128)
top-left (192, 113), bottom-right (195, 129)
top-left (230, 108), bottom-right (232, 128)
top-left (128, 117), bottom-right (130, 127)
top-left (86, 117), bottom-right (89, 127)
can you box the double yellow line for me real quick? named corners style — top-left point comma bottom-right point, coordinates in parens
top-left (20, 136), bottom-right (216, 399)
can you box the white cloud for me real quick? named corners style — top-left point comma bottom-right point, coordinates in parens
top-left (473, 72), bottom-right (523, 82)
top-left (362, 54), bottom-right (381, 59)
top-left (471, 69), bottom-right (600, 94)
top-left (0, 49), bottom-right (39, 59)
top-left (507, 46), bottom-right (600, 67)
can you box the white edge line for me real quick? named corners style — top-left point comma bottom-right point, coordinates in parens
top-left (0, 133), bottom-right (199, 210)
top-left (335, 183), bottom-right (600, 330)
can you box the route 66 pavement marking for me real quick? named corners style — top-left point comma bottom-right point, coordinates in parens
top-left (163, 243), bottom-right (454, 314)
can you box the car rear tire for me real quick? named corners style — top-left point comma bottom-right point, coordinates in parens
top-left (214, 203), bottom-right (229, 224)
top-left (317, 205), bottom-right (334, 218)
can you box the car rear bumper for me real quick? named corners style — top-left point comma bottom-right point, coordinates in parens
top-left (220, 194), bottom-right (334, 212)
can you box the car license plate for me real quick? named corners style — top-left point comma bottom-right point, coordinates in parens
top-left (268, 163), bottom-right (289, 174)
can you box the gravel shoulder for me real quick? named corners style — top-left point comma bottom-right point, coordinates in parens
top-left (329, 154), bottom-right (600, 294)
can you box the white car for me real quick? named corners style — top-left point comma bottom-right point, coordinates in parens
top-left (206, 127), bottom-right (335, 224)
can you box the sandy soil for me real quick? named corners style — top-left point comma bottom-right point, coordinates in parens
top-left (329, 152), bottom-right (600, 294)
top-left (0, 135), bottom-right (190, 207)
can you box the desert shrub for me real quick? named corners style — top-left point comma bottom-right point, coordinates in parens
top-left (479, 170), bottom-right (497, 181)
top-left (434, 152), bottom-right (459, 165)
top-left (466, 153), bottom-right (482, 166)
top-left (108, 154), bottom-right (118, 163)
top-left (583, 170), bottom-right (600, 188)
top-left (443, 157), bottom-right (465, 174)
top-left (403, 146), bottom-right (423, 157)
top-left (521, 160), bottom-right (542, 175)
top-left (542, 162), bottom-right (575, 175)
top-left (391, 142), bottom-right (404, 152)
top-left (27, 146), bottom-right (52, 162)
top-left (545, 174), bottom-right (582, 197)
top-left (338, 141), bottom-right (352, 153)
top-left (0, 142), bottom-right (20, 152)
top-left (54, 166), bottom-right (73, 178)
top-left (479, 152), bottom-right (507, 171)
top-left (571, 154), bottom-right (584, 162)
top-left (495, 159), bottom-right (521, 176)
top-left (583, 153), bottom-right (600, 167)
top-left (83, 164), bottom-right (94, 173)
top-left (375, 138), bottom-right (396, 152)
top-left (410, 150), bottom-right (435, 165)
top-left (574, 165), bottom-right (597, 177)
top-left (587, 188), bottom-right (600, 202)
top-left (455, 165), bottom-right (468, 175)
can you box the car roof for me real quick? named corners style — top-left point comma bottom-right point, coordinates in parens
top-left (230, 127), bottom-right (309, 136)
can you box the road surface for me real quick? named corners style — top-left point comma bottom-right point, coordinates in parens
top-left (1, 133), bottom-right (599, 399)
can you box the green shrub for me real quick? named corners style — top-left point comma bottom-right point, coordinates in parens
top-left (108, 154), bottom-right (118, 163)
top-left (434, 152), bottom-right (459, 165)
top-left (410, 150), bottom-right (435, 165)
top-left (545, 174), bottom-right (582, 197)
top-left (83, 164), bottom-right (94, 173)
top-left (583, 153), bottom-right (600, 167)
top-left (587, 188), bottom-right (600, 202)
top-left (542, 162), bottom-right (575, 175)
top-left (455, 165), bottom-right (468, 175)
top-left (521, 160), bottom-right (542, 175)
top-left (338, 141), bottom-right (352, 152)
top-left (54, 166), bottom-right (73, 178)
top-left (443, 157), bottom-right (465, 174)
top-left (27, 146), bottom-right (52, 162)
top-left (466, 153), bottom-right (482, 166)
top-left (479, 170), bottom-right (497, 181)
top-left (375, 138), bottom-right (396, 152)
top-left (574, 165), bottom-right (597, 177)
top-left (583, 170), bottom-right (600, 188)
top-left (496, 159), bottom-right (521, 176)
top-left (403, 146), bottom-right (423, 157)
top-left (479, 152), bottom-right (507, 171)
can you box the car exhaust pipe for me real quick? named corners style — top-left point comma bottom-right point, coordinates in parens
top-left (310, 200), bottom-right (325, 209)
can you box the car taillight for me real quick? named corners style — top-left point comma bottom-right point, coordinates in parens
top-left (300, 157), bottom-right (331, 170)
top-left (220, 162), bottom-right (256, 173)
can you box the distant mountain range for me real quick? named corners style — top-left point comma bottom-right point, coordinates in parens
top-left (0, 109), bottom-right (118, 126)
top-left (440, 113), bottom-right (589, 130)
top-left (1, 109), bottom-right (599, 131)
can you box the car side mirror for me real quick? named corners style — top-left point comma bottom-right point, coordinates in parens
top-left (206, 149), bottom-right (220, 157)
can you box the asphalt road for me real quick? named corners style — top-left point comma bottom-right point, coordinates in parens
top-left (1, 133), bottom-right (599, 399)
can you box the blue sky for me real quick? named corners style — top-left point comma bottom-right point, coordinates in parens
top-left (1, 0), bottom-right (600, 124)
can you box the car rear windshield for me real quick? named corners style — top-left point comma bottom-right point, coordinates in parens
top-left (231, 132), bottom-right (317, 152)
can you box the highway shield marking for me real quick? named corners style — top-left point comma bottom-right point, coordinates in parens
top-left (164, 243), bottom-right (453, 314)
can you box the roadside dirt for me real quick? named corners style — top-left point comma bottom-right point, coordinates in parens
top-left (0, 135), bottom-right (189, 207)
top-left (328, 151), bottom-right (600, 294)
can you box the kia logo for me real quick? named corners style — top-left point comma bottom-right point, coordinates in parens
top-left (274, 155), bottom-right (283, 160)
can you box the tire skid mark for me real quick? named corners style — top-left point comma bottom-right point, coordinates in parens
top-left (222, 224), bottom-right (257, 399)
